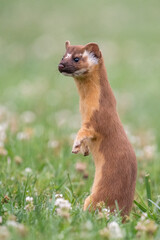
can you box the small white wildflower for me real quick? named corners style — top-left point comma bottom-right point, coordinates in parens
top-left (108, 221), bottom-right (123, 239)
top-left (55, 195), bottom-right (72, 219)
top-left (24, 203), bottom-right (35, 211)
top-left (56, 208), bottom-right (70, 219)
top-left (25, 167), bottom-right (32, 173)
top-left (55, 194), bottom-right (63, 199)
top-left (6, 220), bottom-right (27, 235)
top-left (55, 198), bottom-right (72, 210)
top-left (102, 207), bottom-right (110, 214)
top-left (85, 220), bottom-right (93, 230)
top-left (0, 216), bottom-right (2, 223)
top-left (26, 196), bottom-right (33, 202)
top-left (135, 219), bottom-right (157, 234)
top-left (141, 212), bottom-right (147, 221)
top-left (6, 220), bottom-right (19, 228)
top-left (99, 227), bottom-right (110, 238)
top-left (55, 198), bottom-right (63, 206)
top-left (102, 207), bottom-right (111, 218)
top-left (24, 197), bottom-right (35, 211)
top-left (59, 201), bottom-right (71, 210)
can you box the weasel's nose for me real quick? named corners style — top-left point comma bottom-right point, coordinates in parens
top-left (58, 63), bottom-right (65, 72)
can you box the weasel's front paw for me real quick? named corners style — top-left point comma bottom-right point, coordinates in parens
top-left (81, 142), bottom-right (90, 156)
top-left (72, 140), bottom-right (81, 154)
top-left (83, 148), bottom-right (90, 156)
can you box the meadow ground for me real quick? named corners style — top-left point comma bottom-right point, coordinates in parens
top-left (0, 0), bottom-right (160, 239)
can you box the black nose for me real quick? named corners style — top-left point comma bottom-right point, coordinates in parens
top-left (58, 63), bottom-right (65, 72)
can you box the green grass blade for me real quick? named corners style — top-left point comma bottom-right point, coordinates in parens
top-left (148, 199), bottom-right (160, 210)
top-left (134, 200), bottom-right (147, 212)
top-left (145, 173), bottom-right (152, 208)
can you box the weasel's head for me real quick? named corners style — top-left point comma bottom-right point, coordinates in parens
top-left (58, 41), bottom-right (101, 77)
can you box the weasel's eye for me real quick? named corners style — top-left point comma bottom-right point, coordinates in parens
top-left (73, 57), bottom-right (79, 62)
top-left (62, 56), bottom-right (64, 60)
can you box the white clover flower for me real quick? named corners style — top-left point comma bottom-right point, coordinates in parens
top-left (6, 220), bottom-right (17, 227)
top-left (56, 208), bottom-right (70, 219)
top-left (85, 220), bottom-right (93, 230)
top-left (135, 219), bottom-right (157, 234)
top-left (102, 207), bottom-right (110, 214)
top-left (25, 167), bottom-right (32, 173)
top-left (24, 203), bottom-right (35, 211)
top-left (6, 220), bottom-right (26, 233)
top-left (55, 194), bottom-right (63, 199)
top-left (26, 196), bottom-right (33, 202)
top-left (55, 198), bottom-right (63, 206)
top-left (141, 212), bottom-right (147, 221)
top-left (108, 221), bottom-right (123, 239)
top-left (55, 198), bottom-right (71, 210)
top-left (55, 195), bottom-right (72, 219)
top-left (59, 201), bottom-right (71, 210)
top-left (102, 207), bottom-right (111, 218)
top-left (99, 227), bottom-right (110, 238)
top-left (24, 196), bottom-right (35, 211)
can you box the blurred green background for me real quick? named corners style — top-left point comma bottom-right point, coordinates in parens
top-left (0, 0), bottom-right (160, 239)
top-left (1, 0), bottom-right (160, 135)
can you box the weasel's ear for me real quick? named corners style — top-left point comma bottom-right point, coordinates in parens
top-left (85, 43), bottom-right (101, 58)
top-left (65, 41), bottom-right (70, 49)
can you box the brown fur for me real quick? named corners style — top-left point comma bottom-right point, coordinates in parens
top-left (58, 41), bottom-right (137, 216)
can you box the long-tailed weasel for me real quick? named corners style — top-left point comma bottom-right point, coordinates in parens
top-left (58, 41), bottom-right (137, 216)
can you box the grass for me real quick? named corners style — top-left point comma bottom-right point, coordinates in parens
top-left (0, 0), bottom-right (160, 239)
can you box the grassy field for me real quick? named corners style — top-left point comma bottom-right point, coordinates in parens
top-left (0, 0), bottom-right (160, 239)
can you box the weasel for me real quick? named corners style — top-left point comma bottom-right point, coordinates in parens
top-left (58, 41), bottom-right (137, 216)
